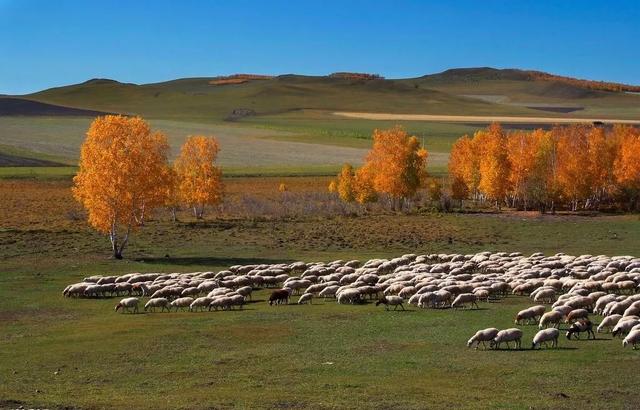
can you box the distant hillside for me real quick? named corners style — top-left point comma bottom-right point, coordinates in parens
top-left (421, 67), bottom-right (640, 92)
top-left (6, 67), bottom-right (639, 122)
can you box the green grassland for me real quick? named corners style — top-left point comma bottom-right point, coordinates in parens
top-left (2, 205), bottom-right (640, 409)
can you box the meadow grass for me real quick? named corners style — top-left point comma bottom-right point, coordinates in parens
top-left (1, 179), bottom-right (640, 409)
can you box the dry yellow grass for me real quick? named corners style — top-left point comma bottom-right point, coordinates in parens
top-left (334, 111), bottom-right (640, 124)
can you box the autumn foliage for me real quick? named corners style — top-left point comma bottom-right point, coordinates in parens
top-left (336, 126), bottom-right (428, 209)
top-left (448, 123), bottom-right (640, 211)
top-left (174, 136), bottom-right (224, 219)
top-left (336, 164), bottom-right (356, 202)
top-left (73, 115), bottom-right (170, 258)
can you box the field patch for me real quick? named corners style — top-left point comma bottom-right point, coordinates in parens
top-left (334, 111), bottom-right (640, 124)
top-left (0, 152), bottom-right (65, 167)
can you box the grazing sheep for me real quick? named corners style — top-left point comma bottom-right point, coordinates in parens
top-left (533, 288), bottom-right (557, 304)
top-left (189, 297), bottom-right (213, 312)
top-left (474, 289), bottom-right (490, 302)
top-left (269, 289), bottom-right (290, 306)
top-left (376, 296), bottom-right (405, 311)
top-left (566, 319), bottom-right (595, 340)
top-left (623, 330), bottom-right (640, 349)
top-left (144, 298), bottom-right (170, 312)
top-left (337, 289), bottom-right (361, 305)
top-left (131, 283), bottom-right (150, 297)
top-left (170, 297), bottom-right (194, 312)
top-left (467, 328), bottom-right (499, 349)
top-left (181, 287), bottom-right (199, 297)
top-left (115, 297), bottom-right (139, 314)
top-left (539, 310), bottom-right (563, 329)
top-left (532, 328), bottom-right (560, 349)
top-left (209, 296), bottom-right (233, 311)
top-left (229, 294), bottom-right (245, 310)
top-left (597, 314), bottom-right (622, 333)
top-left (451, 293), bottom-right (479, 310)
top-left (298, 293), bottom-right (313, 305)
top-left (319, 286), bottom-right (339, 299)
top-left (515, 306), bottom-right (544, 325)
top-left (566, 309), bottom-right (589, 323)
top-left (491, 328), bottom-right (523, 350)
top-left (236, 286), bottom-right (253, 300)
top-left (552, 305), bottom-right (573, 317)
top-left (612, 319), bottom-right (640, 338)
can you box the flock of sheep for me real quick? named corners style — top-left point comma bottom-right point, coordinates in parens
top-left (63, 251), bottom-right (640, 350)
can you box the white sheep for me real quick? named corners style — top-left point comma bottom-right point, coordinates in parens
top-left (170, 297), bottom-right (194, 312)
top-left (144, 297), bottom-right (170, 312)
top-left (298, 293), bottom-right (313, 304)
top-left (319, 285), bottom-right (339, 299)
top-left (451, 293), bottom-right (479, 310)
top-left (622, 330), bottom-right (640, 349)
top-left (337, 289), bottom-right (361, 304)
top-left (612, 319), bottom-right (640, 338)
top-left (539, 310), bottom-right (563, 329)
top-left (491, 328), bottom-right (523, 350)
top-left (115, 297), bottom-right (139, 314)
top-left (565, 309), bottom-right (589, 323)
top-left (515, 306), bottom-right (544, 325)
top-left (532, 328), bottom-right (560, 349)
top-left (376, 295), bottom-right (404, 311)
top-left (209, 296), bottom-right (233, 311)
top-left (189, 297), bottom-right (214, 312)
top-left (533, 288), bottom-right (556, 304)
top-left (467, 328), bottom-right (499, 349)
top-left (236, 286), bottom-right (253, 300)
top-left (597, 314), bottom-right (622, 333)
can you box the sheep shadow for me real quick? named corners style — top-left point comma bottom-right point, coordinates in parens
top-left (490, 346), bottom-right (578, 352)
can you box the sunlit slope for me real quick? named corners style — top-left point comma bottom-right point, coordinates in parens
top-left (23, 75), bottom-right (540, 121)
top-left (406, 68), bottom-right (640, 118)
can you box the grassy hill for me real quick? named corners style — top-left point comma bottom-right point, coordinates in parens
top-left (18, 68), bottom-right (640, 122)
top-left (23, 74), bottom-right (536, 122)
top-left (2, 67), bottom-right (638, 173)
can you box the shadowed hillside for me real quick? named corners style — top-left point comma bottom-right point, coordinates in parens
top-left (0, 97), bottom-right (113, 117)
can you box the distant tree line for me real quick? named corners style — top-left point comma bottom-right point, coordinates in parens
top-left (448, 123), bottom-right (640, 212)
top-left (526, 70), bottom-right (640, 93)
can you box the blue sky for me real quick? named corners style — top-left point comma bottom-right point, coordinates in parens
top-left (1, 0), bottom-right (638, 94)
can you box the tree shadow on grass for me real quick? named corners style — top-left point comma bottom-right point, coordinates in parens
top-left (135, 256), bottom-right (295, 266)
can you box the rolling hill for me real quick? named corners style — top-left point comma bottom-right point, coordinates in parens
top-left (1, 67), bottom-right (638, 173)
top-left (11, 67), bottom-right (639, 122)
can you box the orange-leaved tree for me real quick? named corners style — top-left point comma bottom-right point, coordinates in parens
top-left (587, 125), bottom-right (619, 207)
top-left (478, 123), bottom-right (511, 209)
top-left (328, 180), bottom-right (338, 194)
top-left (613, 125), bottom-right (640, 208)
top-left (554, 124), bottom-right (592, 211)
top-left (73, 115), bottom-right (170, 259)
top-left (448, 134), bottom-right (479, 200)
top-left (506, 130), bottom-right (538, 209)
top-left (174, 136), bottom-right (224, 219)
top-left (337, 163), bottom-right (356, 202)
top-left (354, 165), bottom-right (378, 205)
top-left (363, 126), bottom-right (428, 209)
